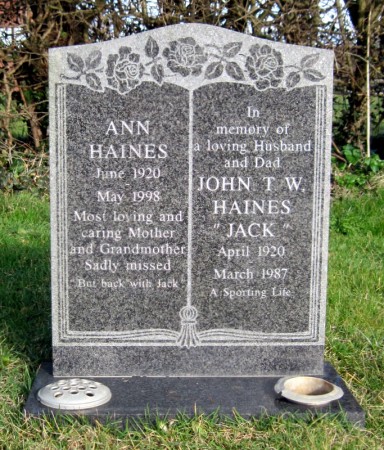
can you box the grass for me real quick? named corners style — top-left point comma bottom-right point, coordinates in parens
top-left (0, 190), bottom-right (383, 448)
top-left (327, 190), bottom-right (384, 433)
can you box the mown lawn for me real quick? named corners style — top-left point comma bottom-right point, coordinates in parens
top-left (0, 191), bottom-right (383, 449)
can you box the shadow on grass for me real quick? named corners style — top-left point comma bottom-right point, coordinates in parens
top-left (0, 240), bottom-right (51, 368)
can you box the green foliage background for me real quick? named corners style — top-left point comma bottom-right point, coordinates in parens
top-left (0, 0), bottom-right (383, 194)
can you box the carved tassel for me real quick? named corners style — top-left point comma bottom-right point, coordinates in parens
top-left (177, 306), bottom-right (199, 348)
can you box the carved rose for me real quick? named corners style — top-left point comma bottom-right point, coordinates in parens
top-left (106, 47), bottom-right (144, 93)
top-left (163, 37), bottom-right (207, 77)
top-left (246, 44), bottom-right (284, 90)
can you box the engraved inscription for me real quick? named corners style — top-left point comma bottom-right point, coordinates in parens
top-left (53, 29), bottom-right (330, 354)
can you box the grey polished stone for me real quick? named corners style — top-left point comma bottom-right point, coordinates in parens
top-left (49, 24), bottom-right (334, 377)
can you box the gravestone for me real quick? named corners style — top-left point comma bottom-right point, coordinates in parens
top-left (25, 24), bottom-right (364, 424)
top-left (50, 24), bottom-right (333, 377)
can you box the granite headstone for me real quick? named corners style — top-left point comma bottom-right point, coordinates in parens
top-left (49, 24), bottom-right (333, 377)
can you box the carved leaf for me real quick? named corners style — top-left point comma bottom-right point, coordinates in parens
top-left (226, 61), bottom-right (245, 81)
top-left (85, 50), bottom-right (102, 70)
top-left (223, 42), bottom-right (242, 58)
top-left (85, 73), bottom-right (102, 91)
top-left (300, 53), bottom-right (320, 69)
top-left (145, 37), bottom-right (160, 58)
top-left (205, 61), bottom-right (224, 79)
top-left (286, 71), bottom-right (301, 89)
top-left (67, 53), bottom-right (84, 73)
top-left (151, 63), bottom-right (164, 84)
top-left (303, 69), bottom-right (325, 82)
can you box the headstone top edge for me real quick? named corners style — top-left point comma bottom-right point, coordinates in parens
top-left (48, 23), bottom-right (334, 57)
top-left (49, 24), bottom-right (333, 94)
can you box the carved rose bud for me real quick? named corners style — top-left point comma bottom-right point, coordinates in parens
top-left (106, 46), bottom-right (144, 93)
top-left (246, 44), bottom-right (284, 90)
top-left (163, 37), bottom-right (207, 77)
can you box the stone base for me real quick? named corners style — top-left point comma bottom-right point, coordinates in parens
top-left (24, 362), bottom-right (364, 427)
